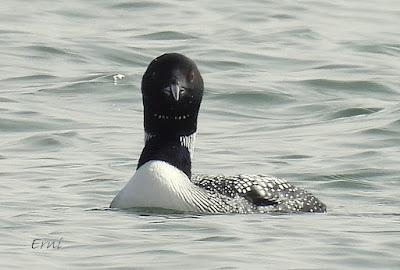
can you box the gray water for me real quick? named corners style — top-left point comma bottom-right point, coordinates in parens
top-left (1, 0), bottom-right (400, 269)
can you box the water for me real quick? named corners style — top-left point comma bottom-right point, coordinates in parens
top-left (1, 0), bottom-right (400, 269)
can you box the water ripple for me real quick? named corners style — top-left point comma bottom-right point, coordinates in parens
top-left (328, 107), bottom-right (383, 120)
top-left (136, 31), bottom-right (197, 40)
top-left (297, 79), bottom-right (396, 96)
top-left (213, 90), bottom-right (293, 105)
top-left (111, 1), bottom-right (171, 10)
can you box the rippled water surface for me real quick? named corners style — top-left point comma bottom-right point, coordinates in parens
top-left (1, 0), bottom-right (400, 269)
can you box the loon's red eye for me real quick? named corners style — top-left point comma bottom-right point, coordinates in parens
top-left (187, 70), bottom-right (195, 83)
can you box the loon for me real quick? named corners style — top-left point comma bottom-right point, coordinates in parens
top-left (110, 53), bottom-right (326, 214)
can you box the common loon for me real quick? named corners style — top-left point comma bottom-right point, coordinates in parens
top-left (110, 53), bottom-right (326, 214)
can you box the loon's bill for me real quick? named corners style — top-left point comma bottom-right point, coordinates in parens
top-left (110, 53), bottom-right (326, 214)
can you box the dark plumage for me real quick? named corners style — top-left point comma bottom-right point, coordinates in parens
top-left (141, 53), bottom-right (204, 137)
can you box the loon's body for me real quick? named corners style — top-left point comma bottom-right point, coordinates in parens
top-left (110, 53), bottom-right (326, 213)
top-left (111, 161), bottom-right (325, 213)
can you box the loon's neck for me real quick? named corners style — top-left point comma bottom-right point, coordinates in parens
top-left (144, 132), bottom-right (196, 159)
top-left (138, 133), bottom-right (195, 178)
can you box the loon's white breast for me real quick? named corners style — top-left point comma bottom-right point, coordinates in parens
top-left (110, 160), bottom-right (208, 212)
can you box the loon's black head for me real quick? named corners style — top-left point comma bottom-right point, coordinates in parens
top-left (141, 53), bottom-right (204, 137)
